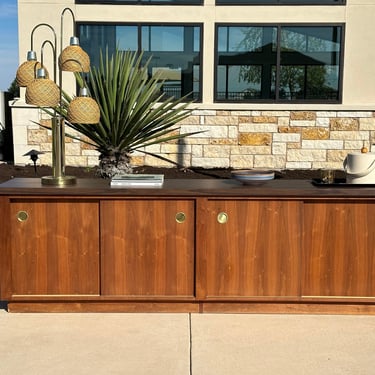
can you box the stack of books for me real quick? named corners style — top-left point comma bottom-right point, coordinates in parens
top-left (110, 174), bottom-right (164, 187)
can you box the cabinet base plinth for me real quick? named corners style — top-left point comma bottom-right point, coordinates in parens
top-left (6, 301), bottom-right (375, 315)
top-left (7, 301), bottom-right (200, 313)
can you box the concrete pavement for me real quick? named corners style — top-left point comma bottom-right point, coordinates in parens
top-left (1, 308), bottom-right (375, 374)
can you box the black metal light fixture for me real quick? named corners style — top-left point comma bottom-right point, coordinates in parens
top-left (23, 149), bottom-right (45, 175)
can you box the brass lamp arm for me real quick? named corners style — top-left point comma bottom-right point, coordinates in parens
top-left (60, 7), bottom-right (76, 52)
top-left (40, 40), bottom-right (57, 83)
top-left (30, 23), bottom-right (57, 55)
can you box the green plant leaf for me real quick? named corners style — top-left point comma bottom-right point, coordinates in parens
top-left (40, 48), bottom-right (201, 176)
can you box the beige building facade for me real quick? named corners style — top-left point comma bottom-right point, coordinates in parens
top-left (12, 0), bottom-right (375, 170)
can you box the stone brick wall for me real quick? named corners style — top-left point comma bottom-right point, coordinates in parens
top-left (12, 105), bottom-right (375, 170)
top-left (134, 110), bottom-right (375, 170)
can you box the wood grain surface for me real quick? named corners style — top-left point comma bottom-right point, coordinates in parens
top-left (101, 199), bottom-right (195, 296)
top-left (10, 199), bottom-right (100, 295)
top-left (303, 200), bottom-right (375, 297)
top-left (197, 199), bottom-right (302, 298)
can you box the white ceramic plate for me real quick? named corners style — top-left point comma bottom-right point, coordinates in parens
top-left (231, 170), bottom-right (275, 185)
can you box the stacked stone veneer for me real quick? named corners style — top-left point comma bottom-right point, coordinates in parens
top-left (16, 108), bottom-right (375, 170)
top-left (140, 109), bottom-right (375, 170)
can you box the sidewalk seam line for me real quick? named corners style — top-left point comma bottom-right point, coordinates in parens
top-left (189, 312), bottom-right (193, 375)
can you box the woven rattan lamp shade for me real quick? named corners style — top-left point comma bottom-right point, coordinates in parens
top-left (16, 61), bottom-right (49, 87)
top-left (68, 96), bottom-right (100, 124)
top-left (59, 45), bottom-right (90, 72)
top-left (25, 78), bottom-right (60, 107)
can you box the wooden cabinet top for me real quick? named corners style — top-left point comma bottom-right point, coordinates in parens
top-left (1, 177), bottom-right (375, 198)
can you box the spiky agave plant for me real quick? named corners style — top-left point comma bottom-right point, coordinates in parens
top-left (59, 49), bottom-right (198, 178)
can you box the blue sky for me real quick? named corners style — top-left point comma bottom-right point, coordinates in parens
top-left (0, 0), bottom-right (18, 91)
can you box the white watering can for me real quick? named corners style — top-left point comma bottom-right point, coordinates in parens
top-left (343, 148), bottom-right (375, 184)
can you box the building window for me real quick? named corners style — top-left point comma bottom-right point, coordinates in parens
top-left (215, 24), bottom-right (343, 102)
top-left (76, 0), bottom-right (202, 5)
top-left (78, 24), bottom-right (202, 101)
top-left (216, 0), bottom-right (344, 4)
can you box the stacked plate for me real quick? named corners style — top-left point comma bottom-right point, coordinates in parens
top-left (231, 169), bottom-right (275, 185)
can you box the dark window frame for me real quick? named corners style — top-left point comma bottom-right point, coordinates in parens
top-left (214, 23), bottom-right (345, 104)
top-left (77, 21), bottom-right (203, 102)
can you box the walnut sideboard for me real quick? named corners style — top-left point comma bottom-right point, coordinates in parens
top-left (1, 177), bottom-right (375, 314)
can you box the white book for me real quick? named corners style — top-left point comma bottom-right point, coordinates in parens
top-left (110, 174), bottom-right (164, 187)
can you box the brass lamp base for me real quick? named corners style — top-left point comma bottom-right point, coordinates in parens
top-left (41, 175), bottom-right (77, 186)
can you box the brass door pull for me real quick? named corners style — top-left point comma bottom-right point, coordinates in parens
top-left (17, 211), bottom-right (29, 222)
top-left (175, 212), bottom-right (186, 223)
top-left (217, 212), bottom-right (228, 224)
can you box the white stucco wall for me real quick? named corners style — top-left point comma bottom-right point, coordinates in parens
top-left (12, 0), bottom-right (375, 168)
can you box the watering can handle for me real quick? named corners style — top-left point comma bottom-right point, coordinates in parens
top-left (344, 157), bottom-right (375, 177)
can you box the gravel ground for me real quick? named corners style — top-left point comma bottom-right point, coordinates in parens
top-left (0, 162), bottom-right (345, 184)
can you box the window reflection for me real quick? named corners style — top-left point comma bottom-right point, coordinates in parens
top-left (79, 24), bottom-right (202, 101)
top-left (215, 25), bottom-right (342, 102)
top-left (216, 0), bottom-right (344, 4)
top-left (77, 0), bottom-right (202, 4)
